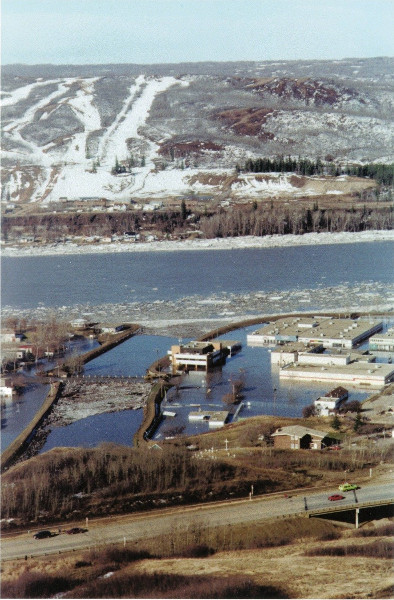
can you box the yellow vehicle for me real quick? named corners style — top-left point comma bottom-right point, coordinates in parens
top-left (338, 482), bottom-right (358, 492)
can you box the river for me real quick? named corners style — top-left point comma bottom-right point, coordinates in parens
top-left (2, 243), bottom-right (394, 328)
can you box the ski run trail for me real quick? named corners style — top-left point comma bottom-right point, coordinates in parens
top-left (2, 75), bottom-right (188, 202)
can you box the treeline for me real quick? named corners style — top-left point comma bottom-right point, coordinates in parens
top-left (3, 442), bottom-right (392, 525)
top-left (344, 163), bottom-right (394, 186)
top-left (241, 156), bottom-right (394, 185)
top-left (3, 203), bottom-right (392, 243)
top-left (1, 445), bottom-right (250, 523)
top-left (198, 204), bottom-right (392, 238)
top-left (241, 156), bottom-right (325, 176)
top-left (2, 210), bottom-right (187, 241)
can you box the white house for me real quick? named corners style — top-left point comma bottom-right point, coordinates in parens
top-left (1, 329), bottom-right (16, 343)
top-left (0, 377), bottom-right (14, 403)
top-left (314, 386), bottom-right (349, 416)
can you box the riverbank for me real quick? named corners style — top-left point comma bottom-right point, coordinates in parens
top-left (2, 230), bottom-right (393, 258)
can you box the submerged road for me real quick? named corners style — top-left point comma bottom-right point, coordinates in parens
top-left (2, 483), bottom-right (393, 561)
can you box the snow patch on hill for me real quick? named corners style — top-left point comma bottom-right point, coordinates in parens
top-left (1, 63), bottom-right (393, 205)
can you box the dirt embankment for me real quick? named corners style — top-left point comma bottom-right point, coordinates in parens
top-left (362, 382), bottom-right (394, 425)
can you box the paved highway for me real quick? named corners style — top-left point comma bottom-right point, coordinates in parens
top-left (2, 483), bottom-right (393, 561)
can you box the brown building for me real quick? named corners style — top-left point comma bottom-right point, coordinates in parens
top-left (271, 425), bottom-right (334, 450)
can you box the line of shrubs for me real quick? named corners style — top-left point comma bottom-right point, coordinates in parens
top-left (305, 540), bottom-right (393, 559)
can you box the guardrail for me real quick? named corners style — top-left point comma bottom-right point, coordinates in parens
top-left (307, 497), bottom-right (394, 516)
top-left (306, 497), bottom-right (394, 528)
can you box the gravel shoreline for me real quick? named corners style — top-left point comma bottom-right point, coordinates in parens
top-left (2, 230), bottom-right (393, 258)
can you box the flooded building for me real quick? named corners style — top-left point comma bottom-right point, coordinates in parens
top-left (188, 409), bottom-right (229, 427)
top-left (314, 386), bottom-right (348, 416)
top-left (0, 377), bottom-right (14, 405)
top-left (247, 317), bottom-right (383, 349)
top-left (369, 329), bottom-right (394, 352)
top-left (280, 361), bottom-right (394, 387)
top-left (270, 343), bottom-right (323, 366)
top-left (169, 339), bottom-right (240, 372)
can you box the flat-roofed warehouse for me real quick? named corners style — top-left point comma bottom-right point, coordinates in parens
top-left (247, 317), bottom-right (382, 349)
top-left (369, 329), bottom-right (394, 351)
top-left (280, 361), bottom-right (394, 387)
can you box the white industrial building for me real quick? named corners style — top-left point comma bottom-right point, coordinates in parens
top-left (169, 341), bottom-right (227, 371)
top-left (270, 343), bottom-right (323, 366)
top-left (280, 362), bottom-right (394, 387)
top-left (369, 329), bottom-right (394, 352)
top-left (169, 339), bottom-right (240, 372)
top-left (247, 317), bottom-right (383, 349)
top-left (296, 351), bottom-right (375, 367)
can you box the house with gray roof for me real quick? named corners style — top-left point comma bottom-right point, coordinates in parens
top-left (271, 425), bottom-right (336, 450)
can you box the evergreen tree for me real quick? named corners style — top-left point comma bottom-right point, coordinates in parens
top-left (181, 199), bottom-right (187, 221)
top-left (331, 414), bottom-right (341, 430)
top-left (353, 412), bottom-right (363, 432)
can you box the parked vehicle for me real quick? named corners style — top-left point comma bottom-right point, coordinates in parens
top-left (338, 482), bottom-right (358, 492)
top-left (33, 530), bottom-right (53, 539)
top-left (66, 527), bottom-right (88, 535)
top-left (328, 494), bottom-right (345, 501)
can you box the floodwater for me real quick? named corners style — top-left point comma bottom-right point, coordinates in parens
top-left (2, 241), bottom-right (393, 450)
top-left (1, 337), bottom-right (99, 451)
top-left (155, 325), bottom-right (376, 440)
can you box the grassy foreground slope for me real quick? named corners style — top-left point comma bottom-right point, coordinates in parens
top-left (2, 519), bottom-right (393, 598)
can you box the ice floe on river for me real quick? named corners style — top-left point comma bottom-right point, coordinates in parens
top-left (2, 281), bottom-right (393, 339)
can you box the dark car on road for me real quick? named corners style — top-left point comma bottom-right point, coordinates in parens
top-left (33, 530), bottom-right (53, 539)
top-left (328, 494), bottom-right (345, 501)
top-left (66, 527), bottom-right (88, 535)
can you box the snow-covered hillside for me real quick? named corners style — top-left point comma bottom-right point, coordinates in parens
top-left (1, 59), bottom-right (393, 205)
